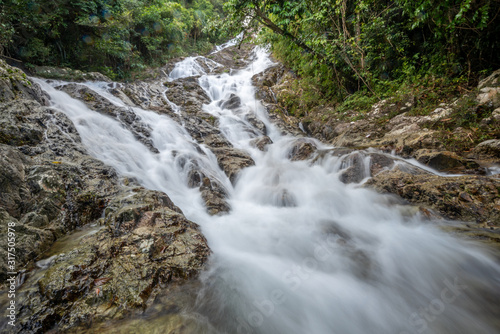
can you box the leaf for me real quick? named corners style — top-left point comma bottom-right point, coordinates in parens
top-left (94, 277), bottom-right (112, 286)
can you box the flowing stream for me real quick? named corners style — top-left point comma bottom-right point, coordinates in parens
top-left (34, 45), bottom-right (500, 334)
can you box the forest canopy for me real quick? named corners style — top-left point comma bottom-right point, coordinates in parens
top-left (0, 0), bottom-right (226, 78)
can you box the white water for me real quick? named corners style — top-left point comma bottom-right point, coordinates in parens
top-left (35, 46), bottom-right (500, 334)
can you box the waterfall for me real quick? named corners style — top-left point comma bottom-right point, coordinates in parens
top-left (34, 45), bottom-right (500, 334)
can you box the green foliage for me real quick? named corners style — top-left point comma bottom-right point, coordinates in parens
top-left (222, 0), bottom-right (500, 108)
top-left (0, 0), bottom-right (226, 78)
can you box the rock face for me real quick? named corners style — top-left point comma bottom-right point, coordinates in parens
top-left (0, 60), bottom-right (210, 332)
top-left (16, 189), bottom-right (209, 332)
top-left (365, 168), bottom-right (500, 223)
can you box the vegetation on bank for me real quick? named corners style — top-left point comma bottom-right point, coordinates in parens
top-left (220, 0), bottom-right (500, 108)
top-left (218, 0), bottom-right (500, 153)
top-left (0, 0), bottom-right (226, 79)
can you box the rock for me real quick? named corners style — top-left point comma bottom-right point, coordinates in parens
top-left (245, 112), bottom-right (267, 135)
top-left (478, 69), bottom-right (500, 89)
top-left (206, 44), bottom-right (254, 70)
top-left (212, 147), bottom-right (255, 184)
top-left (339, 152), bottom-right (368, 184)
top-left (200, 177), bottom-right (231, 215)
top-left (471, 139), bottom-right (500, 162)
top-left (252, 64), bottom-right (286, 88)
top-left (288, 140), bottom-right (317, 161)
top-left (492, 108), bottom-right (500, 122)
top-left (33, 66), bottom-right (112, 82)
top-left (252, 65), bottom-right (286, 104)
top-left (365, 169), bottom-right (500, 223)
top-left (414, 149), bottom-right (480, 172)
top-left (17, 188), bottom-right (210, 332)
top-left (250, 136), bottom-right (273, 151)
top-left (0, 59), bottom-right (49, 105)
top-left (0, 145), bottom-right (31, 217)
top-left (220, 93), bottom-right (241, 110)
top-left (0, 100), bottom-right (45, 146)
top-left (0, 60), bottom-right (211, 331)
top-left (369, 153), bottom-right (395, 176)
top-left (164, 76), bottom-right (211, 115)
top-left (58, 83), bottom-right (159, 153)
top-left (477, 87), bottom-right (500, 109)
top-left (186, 167), bottom-right (230, 215)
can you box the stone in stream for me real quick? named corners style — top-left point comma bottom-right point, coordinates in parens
top-left (470, 139), bottom-right (500, 163)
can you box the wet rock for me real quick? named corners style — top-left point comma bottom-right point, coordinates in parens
top-left (478, 69), bottom-right (500, 89)
top-left (288, 140), bottom-right (317, 161)
top-left (164, 77), bottom-right (211, 115)
top-left (120, 81), bottom-right (168, 109)
top-left (212, 147), bottom-right (255, 184)
top-left (414, 149), bottom-right (480, 172)
top-left (245, 112), bottom-right (267, 135)
top-left (206, 44), bottom-right (254, 70)
top-left (58, 83), bottom-right (159, 153)
top-left (252, 64), bottom-right (286, 104)
top-left (220, 94), bottom-right (241, 110)
top-left (369, 153), bottom-right (395, 176)
top-left (250, 136), bottom-right (273, 151)
top-left (186, 168), bottom-right (230, 215)
top-left (200, 177), bottom-right (231, 215)
top-left (0, 145), bottom-right (32, 217)
top-left (339, 153), bottom-right (368, 184)
top-left (365, 169), bottom-right (500, 223)
top-left (0, 59), bottom-right (49, 105)
top-left (0, 100), bottom-right (45, 146)
top-left (33, 66), bottom-right (111, 82)
top-left (252, 64), bottom-right (286, 88)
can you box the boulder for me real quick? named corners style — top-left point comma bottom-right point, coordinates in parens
top-left (17, 188), bottom-right (210, 332)
top-left (477, 87), bottom-right (500, 109)
top-left (365, 169), bottom-right (500, 223)
top-left (220, 93), bottom-right (241, 110)
top-left (414, 149), bottom-right (480, 172)
top-left (212, 147), bottom-right (255, 184)
top-left (478, 69), bottom-right (500, 89)
top-left (471, 139), bottom-right (500, 162)
top-left (250, 136), bottom-right (273, 151)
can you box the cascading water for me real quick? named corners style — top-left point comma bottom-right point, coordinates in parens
top-left (34, 44), bottom-right (500, 334)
